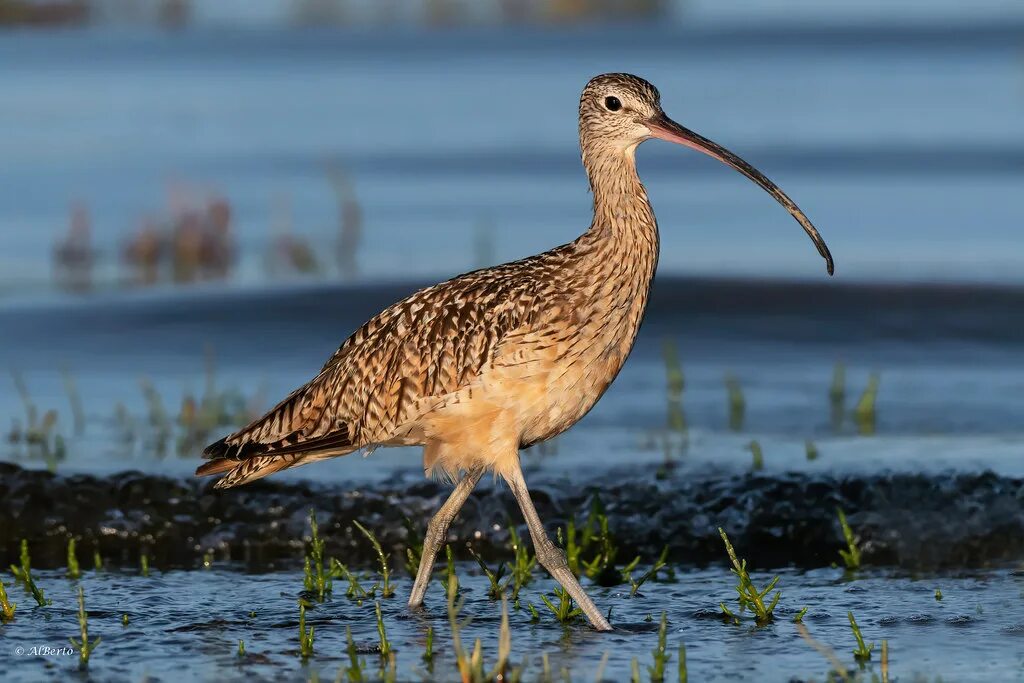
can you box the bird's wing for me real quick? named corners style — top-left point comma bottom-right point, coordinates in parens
top-left (197, 269), bottom-right (541, 487)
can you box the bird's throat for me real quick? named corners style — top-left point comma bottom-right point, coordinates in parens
top-left (583, 147), bottom-right (660, 277)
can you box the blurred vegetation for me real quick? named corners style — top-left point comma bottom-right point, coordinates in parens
top-left (52, 169), bottom-right (364, 294)
top-left (6, 347), bottom-right (264, 469)
top-left (0, 0), bottom-right (87, 26)
top-left (1, 0), bottom-right (668, 28)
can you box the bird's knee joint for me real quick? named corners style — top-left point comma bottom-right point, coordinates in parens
top-left (536, 543), bottom-right (568, 571)
top-left (425, 517), bottom-right (450, 546)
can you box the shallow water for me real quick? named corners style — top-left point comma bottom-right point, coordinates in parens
top-left (4, 564), bottom-right (1024, 682)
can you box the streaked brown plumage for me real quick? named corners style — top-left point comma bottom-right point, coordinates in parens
top-left (197, 73), bottom-right (833, 630)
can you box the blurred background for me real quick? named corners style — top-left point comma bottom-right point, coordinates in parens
top-left (1, 0), bottom-right (1022, 296)
top-left (1, 0), bottom-right (1022, 480)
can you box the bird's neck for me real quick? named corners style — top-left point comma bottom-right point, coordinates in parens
top-left (579, 145), bottom-right (660, 278)
top-left (560, 144), bottom-right (659, 366)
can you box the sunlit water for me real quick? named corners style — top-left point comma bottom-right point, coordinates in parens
top-left (4, 566), bottom-right (1024, 681)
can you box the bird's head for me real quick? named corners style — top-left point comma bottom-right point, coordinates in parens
top-left (579, 73), bottom-right (665, 154)
top-left (580, 72), bottom-right (834, 275)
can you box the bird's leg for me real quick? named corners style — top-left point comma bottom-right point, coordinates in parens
top-left (408, 466), bottom-right (485, 609)
top-left (502, 460), bottom-right (613, 631)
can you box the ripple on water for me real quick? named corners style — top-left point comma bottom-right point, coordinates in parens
top-left (906, 613), bottom-right (936, 624)
top-left (3, 566), bottom-right (1024, 682)
top-left (944, 614), bottom-right (977, 626)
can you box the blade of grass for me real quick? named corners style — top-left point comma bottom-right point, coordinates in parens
top-left (354, 520), bottom-right (394, 598)
top-left (69, 585), bottom-right (100, 669)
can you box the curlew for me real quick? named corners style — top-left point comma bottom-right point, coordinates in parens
top-left (197, 73), bottom-right (833, 631)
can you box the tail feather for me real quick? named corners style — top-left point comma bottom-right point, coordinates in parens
top-left (207, 453), bottom-right (305, 489)
top-left (197, 381), bottom-right (356, 489)
top-left (195, 456), bottom-right (236, 478)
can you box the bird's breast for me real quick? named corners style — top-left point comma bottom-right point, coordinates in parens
top-left (504, 284), bottom-right (650, 445)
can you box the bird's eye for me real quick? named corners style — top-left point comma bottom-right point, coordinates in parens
top-left (604, 96), bottom-right (622, 112)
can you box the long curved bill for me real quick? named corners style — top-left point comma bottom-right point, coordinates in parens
top-left (648, 112), bottom-right (834, 276)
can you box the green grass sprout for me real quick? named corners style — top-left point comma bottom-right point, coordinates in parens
top-left (69, 585), bottom-right (101, 669)
top-left (354, 520), bottom-right (394, 598)
top-left (0, 578), bottom-right (16, 622)
top-left (576, 497), bottom-right (640, 586)
top-left (837, 508), bottom-right (862, 570)
top-left (527, 602), bottom-right (540, 623)
top-left (440, 544), bottom-right (459, 599)
top-left (403, 517), bottom-right (424, 578)
top-left (508, 526), bottom-right (536, 601)
top-left (298, 599), bottom-right (315, 659)
top-left (467, 543), bottom-right (508, 599)
top-left (10, 539), bottom-right (50, 606)
top-left (830, 361), bottom-right (846, 429)
top-left (748, 440), bottom-right (764, 470)
top-left (422, 626), bottom-right (434, 667)
top-left (725, 374), bottom-right (745, 431)
top-left (647, 612), bottom-right (671, 682)
top-left (662, 339), bottom-right (686, 435)
top-left (375, 600), bottom-right (391, 657)
top-left (540, 586), bottom-right (583, 624)
top-left (560, 517), bottom-right (583, 578)
top-left (848, 610), bottom-right (874, 661)
top-left (718, 528), bottom-right (779, 625)
top-left (66, 537), bottom-right (80, 579)
top-left (10, 539), bottom-right (31, 587)
top-left (60, 365), bottom-right (85, 436)
top-left (805, 440), bottom-right (819, 461)
top-left (853, 372), bottom-right (880, 435)
top-left (629, 546), bottom-right (669, 597)
top-left (305, 509), bottom-right (331, 601)
top-left (345, 625), bottom-right (366, 681)
top-left (330, 560), bottom-right (375, 603)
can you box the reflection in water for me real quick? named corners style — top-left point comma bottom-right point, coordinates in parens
top-left (119, 184), bottom-right (237, 288)
top-left (328, 163), bottom-right (363, 281)
top-left (62, 170), bottom-right (366, 292)
top-left (52, 202), bottom-right (95, 293)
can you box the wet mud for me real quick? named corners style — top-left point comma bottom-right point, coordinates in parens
top-left (3, 462), bottom-right (1020, 572)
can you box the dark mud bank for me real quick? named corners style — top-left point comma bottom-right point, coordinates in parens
top-left (1, 462), bottom-right (1021, 572)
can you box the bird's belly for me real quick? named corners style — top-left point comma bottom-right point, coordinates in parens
top-left (415, 340), bottom-right (623, 452)
top-left (495, 337), bottom-right (629, 446)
